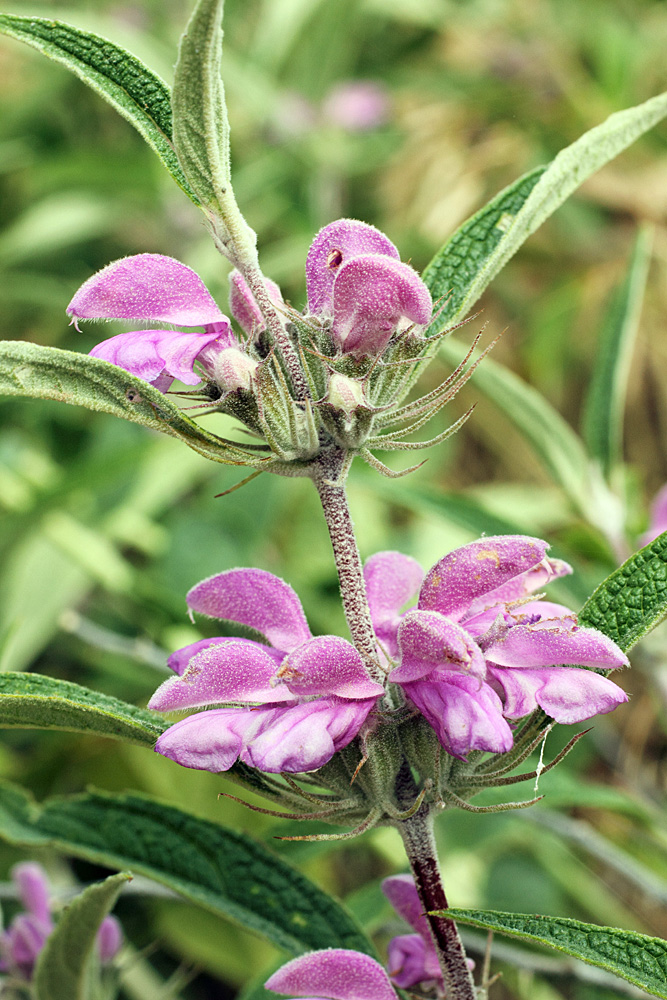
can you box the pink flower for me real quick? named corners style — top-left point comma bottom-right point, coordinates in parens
top-left (305, 220), bottom-right (432, 357)
top-left (639, 483), bottom-right (667, 547)
top-left (266, 949), bottom-right (398, 1000)
top-left (382, 875), bottom-right (443, 988)
top-left (323, 81), bottom-right (390, 132)
top-left (150, 568), bottom-right (384, 773)
top-left (366, 537), bottom-right (629, 759)
top-left (0, 863), bottom-right (122, 980)
top-left (67, 253), bottom-right (238, 391)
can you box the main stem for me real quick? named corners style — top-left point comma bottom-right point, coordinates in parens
top-left (396, 765), bottom-right (476, 1000)
top-left (313, 448), bottom-right (383, 684)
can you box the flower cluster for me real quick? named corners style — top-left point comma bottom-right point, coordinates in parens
top-left (67, 220), bottom-right (469, 472)
top-left (0, 863), bottom-right (122, 982)
top-left (150, 535), bottom-right (627, 777)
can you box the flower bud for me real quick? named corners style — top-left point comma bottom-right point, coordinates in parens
top-left (201, 345), bottom-right (259, 392)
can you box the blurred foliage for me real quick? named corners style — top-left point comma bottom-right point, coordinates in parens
top-left (0, 0), bottom-right (667, 997)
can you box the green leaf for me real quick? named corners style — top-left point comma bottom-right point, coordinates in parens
top-left (0, 341), bottom-right (267, 467)
top-left (423, 167), bottom-right (545, 329)
top-left (582, 226), bottom-right (653, 475)
top-left (445, 908), bottom-right (667, 999)
top-left (34, 872), bottom-right (129, 1000)
top-left (0, 784), bottom-right (375, 958)
top-left (0, 15), bottom-right (199, 204)
top-left (0, 672), bottom-right (167, 747)
top-left (439, 337), bottom-right (591, 513)
top-left (172, 0), bottom-right (255, 256)
top-left (424, 90), bottom-right (667, 328)
top-left (579, 531), bottom-right (667, 651)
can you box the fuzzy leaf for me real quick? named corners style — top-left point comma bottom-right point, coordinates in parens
top-left (172, 0), bottom-right (255, 255)
top-left (446, 908), bottom-right (667, 999)
top-left (33, 872), bottom-right (129, 1000)
top-left (0, 341), bottom-right (267, 467)
top-left (582, 226), bottom-right (652, 475)
top-left (0, 673), bottom-right (167, 748)
top-left (0, 15), bottom-right (198, 204)
top-left (579, 531), bottom-right (667, 651)
top-left (423, 167), bottom-right (545, 329)
top-left (0, 784), bottom-right (375, 958)
top-left (439, 337), bottom-right (591, 513)
top-left (424, 90), bottom-right (667, 328)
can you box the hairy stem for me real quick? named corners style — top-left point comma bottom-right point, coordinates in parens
top-left (396, 764), bottom-right (476, 1000)
top-left (313, 449), bottom-right (382, 682)
top-left (242, 261), bottom-right (311, 402)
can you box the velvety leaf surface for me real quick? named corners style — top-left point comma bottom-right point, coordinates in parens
top-left (423, 167), bottom-right (545, 329)
top-left (0, 341), bottom-right (264, 466)
top-left (0, 784), bottom-right (374, 958)
top-left (172, 0), bottom-right (255, 253)
top-left (0, 673), bottom-right (167, 747)
top-left (446, 908), bottom-right (667, 998)
top-left (579, 532), bottom-right (667, 651)
top-left (34, 872), bottom-right (129, 1000)
top-left (0, 15), bottom-right (198, 203)
top-left (424, 90), bottom-right (667, 329)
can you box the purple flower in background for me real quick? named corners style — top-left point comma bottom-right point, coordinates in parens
top-left (67, 253), bottom-right (239, 391)
top-left (382, 874), bottom-right (476, 990)
top-left (0, 863), bottom-right (122, 981)
top-left (366, 536), bottom-right (629, 759)
top-left (266, 949), bottom-right (398, 1000)
top-left (639, 483), bottom-right (667, 547)
top-left (323, 81), bottom-right (390, 132)
top-left (149, 568), bottom-right (384, 773)
top-left (306, 220), bottom-right (432, 357)
top-left (382, 875), bottom-right (443, 988)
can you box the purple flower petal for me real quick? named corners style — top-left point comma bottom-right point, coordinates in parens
top-left (266, 948), bottom-right (397, 1000)
top-left (241, 697), bottom-right (375, 772)
top-left (148, 639), bottom-right (291, 711)
top-left (462, 557), bottom-right (572, 621)
top-left (166, 637), bottom-right (234, 676)
top-left (332, 255), bottom-right (432, 357)
top-left (381, 876), bottom-right (429, 939)
top-left (390, 610), bottom-right (486, 683)
top-left (306, 219), bottom-right (399, 316)
top-left (364, 551), bottom-right (423, 659)
top-left (386, 934), bottom-right (440, 988)
top-left (68, 254), bottom-right (228, 327)
top-left (186, 568), bottom-right (312, 654)
top-left (155, 697), bottom-right (375, 773)
top-left (90, 329), bottom-right (223, 386)
top-left (419, 536), bottom-right (549, 621)
top-left (487, 664), bottom-right (628, 723)
top-left (277, 636), bottom-right (384, 700)
top-left (2, 914), bottom-right (52, 978)
top-left (485, 622), bottom-right (630, 671)
top-left (97, 916), bottom-right (123, 963)
top-left (400, 673), bottom-right (513, 759)
top-left (154, 707), bottom-right (248, 772)
top-left (12, 864), bottom-right (51, 923)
